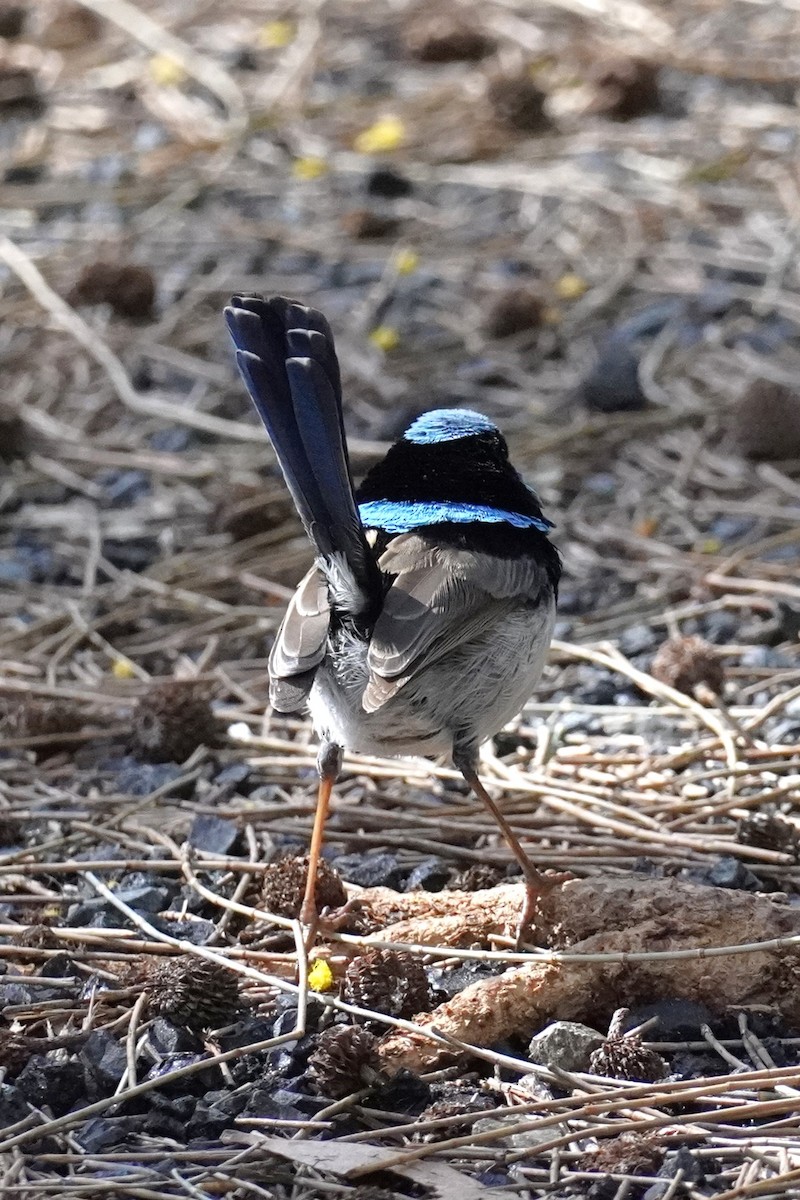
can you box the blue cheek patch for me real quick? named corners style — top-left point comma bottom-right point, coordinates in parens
top-left (358, 499), bottom-right (553, 534)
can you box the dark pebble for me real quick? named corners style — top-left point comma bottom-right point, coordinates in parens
top-left (147, 1018), bottom-right (201, 1057)
top-left (213, 762), bottom-right (252, 788)
top-left (626, 998), bottom-right (714, 1039)
top-left (79, 1030), bottom-right (128, 1098)
top-left (16, 1052), bottom-right (86, 1115)
top-left (149, 917), bottom-right (216, 944)
top-left (402, 856), bottom-right (451, 892)
top-left (366, 167), bottom-right (413, 198)
top-left (0, 1083), bottom-right (29, 1126)
top-left (116, 762), bottom-right (184, 796)
top-left (37, 953), bottom-right (76, 981)
top-left (686, 855), bottom-right (762, 892)
top-left (332, 851), bottom-right (406, 889)
top-left (368, 1068), bottom-right (431, 1115)
top-left (149, 427), bottom-right (192, 452)
top-left (187, 814), bottom-right (240, 855)
top-left (101, 537), bottom-right (160, 573)
top-left (618, 623), bottom-right (660, 656)
top-left (435, 960), bottom-right (505, 1000)
top-left (660, 1145), bottom-right (705, 1182)
top-left (581, 336), bottom-right (646, 413)
top-left (75, 1116), bottom-right (142, 1153)
top-left (98, 469), bottom-right (151, 506)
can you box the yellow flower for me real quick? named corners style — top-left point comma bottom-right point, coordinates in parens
top-left (258, 20), bottom-right (295, 49)
top-left (111, 658), bottom-right (136, 680)
top-left (698, 537), bottom-right (722, 555)
top-left (393, 248), bottom-right (419, 276)
top-left (292, 156), bottom-right (328, 180)
top-left (354, 115), bottom-right (406, 154)
top-left (149, 54), bottom-right (187, 87)
top-left (308, 959), bottom-right (335, 992)
top-left (555, 273), bottom-right (589, 300)
top-left (369, 325), bottom-right (400, 352)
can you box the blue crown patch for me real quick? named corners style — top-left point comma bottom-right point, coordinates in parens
top-left (404, 409), bottom-right (498, 445)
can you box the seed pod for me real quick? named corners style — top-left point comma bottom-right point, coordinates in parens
top-left (132, 680), bottom-right (217, 763)
top-left (142, 955), bottom-right (240, 1030)
top-left (260, 855), bottom-right (347, 919)
top-left (343, 948), bottom-right (430, 1020)
top-left (651, 634), bottom-right (724, 700)
top-left (590, 1033), bottom-right (667, 1082)
top-left (307, 1024), bottom-right (379, 1098)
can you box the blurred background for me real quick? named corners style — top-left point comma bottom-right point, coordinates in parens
top-left (1, 0), bottom-right (799, 712)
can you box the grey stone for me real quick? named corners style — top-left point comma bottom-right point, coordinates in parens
top-left (527, 1021), bottom-right (605, 1073)
top-left (473, 1112), bottom-right (560, 1149)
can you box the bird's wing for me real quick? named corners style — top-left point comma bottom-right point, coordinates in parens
top-left (363, 535), bottom-right (548, 712)
top-left (268, 565), bottom-right (330, 712)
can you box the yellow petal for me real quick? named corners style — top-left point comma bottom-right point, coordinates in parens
top-left (369, 325), bottom-right (400, 352)
top-left (698, 537), bottom-right (722, 555)
top-left (354, 115), bottom-right (406, 155)
top-left (258, 20), bottom-right (295, 49)
top-left (112, 658), bottom-right (137, 680)
top-left (393, 248), bottom-right (419, 276)
top-left (292, 156), bottom-right (328, 180)
top-left (308, 959), bottom-right (335, 992)
top-left (555, 272), bottom-right (589, 300)
top-left (149, 54), bottom-right (187, 87)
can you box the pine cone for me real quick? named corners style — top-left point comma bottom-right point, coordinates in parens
top-left (69, 261), bottom-right (155, 321)
top-left (587, 57), bottom-right (661, 120)
top-left (307, 1024), bottom-right (379, 1098)
top-left (132, 680), bottom-right (217, 763)
top-left (589, 1034), bottom-right (667, 1082)
top-left (733, 380), bottom-right (800, 461)
top-left (651, 634), bottom-right (724, 699)
top-left (260, 855), bottom-right (347, 919)
top-left (737, 812), bottom-right (798, 854)
top-left (343, 948), bottom-right (431, 1020)
top-left (142, 955), bottom-right (240, 1030)
top-left (487, 74), bottom-right (550, 133)
top-left (484, 287), bottom-right (545, 339)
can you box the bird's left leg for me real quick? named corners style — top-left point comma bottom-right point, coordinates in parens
top-left (454, 748), bottom-right (560, 946)
top-left (299, 740), bottom-right (342, 947)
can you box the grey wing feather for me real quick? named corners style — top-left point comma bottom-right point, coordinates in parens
top-left (363, 535), bottom-right (548, 712)
top-left (269, 566), bottom-right (330, 711)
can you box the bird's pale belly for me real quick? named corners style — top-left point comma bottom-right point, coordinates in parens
top-left (307, 599), bottom-right (555, 760)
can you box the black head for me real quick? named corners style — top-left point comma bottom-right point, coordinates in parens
top-left (356, 408), bottom-right (561, 590)
top-left (356, 407), bottom-right (544, 518)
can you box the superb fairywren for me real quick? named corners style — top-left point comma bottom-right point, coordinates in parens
top-left (225, 295), bottom-right (561, 941)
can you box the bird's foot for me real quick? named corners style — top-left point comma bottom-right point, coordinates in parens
top-left (515, 869), bottom-right (573, 949)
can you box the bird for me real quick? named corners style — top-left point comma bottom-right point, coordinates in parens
top-left (224, 294), bottom-right (562, 943)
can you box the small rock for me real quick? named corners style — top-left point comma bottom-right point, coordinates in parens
top-left (366, 167), bottom-right (413, 198)
top-left (706, 856), bottom-right (762, 891)
top-left (473, 1112), bottom-right (558, 1148)
top-left (80, 1030), bottom-right (128, 1098)
top-left (116, 762), bottom-right (184, 796)
top-left (403, 856), bottom-right (451, 892)
top-left (0, 1083), bottom-right (29, 1127)
top-left (332, 851), bottom-right (406, 889)
top-left (341, 208), bottom-right (402, 239)
top-left (187, 814), bottom-right (240, 855)
top-left (74, 1116), bottom-right (140, 1153)
top-left (528, 1021), bottom-right (605, 1072)
top-left (581, 337), bottom-right (646, 412)
top-left (15, 1051), bottom-right (85, 1115)
top-left (659, 1145), bottom-right (705, 1183)
top-left (625, 998), bottom-right (713, 1040)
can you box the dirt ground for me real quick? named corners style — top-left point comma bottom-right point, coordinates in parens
top-left (1, 0), bottom-right (800, 1197)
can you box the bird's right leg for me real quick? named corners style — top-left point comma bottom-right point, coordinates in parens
top-left (299, 740), bottom-right (342, 947)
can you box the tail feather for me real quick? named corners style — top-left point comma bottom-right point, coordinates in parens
top-left (225, 295), bottom-right (380, 616)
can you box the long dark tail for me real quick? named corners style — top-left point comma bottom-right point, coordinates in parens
top-left (224, 295), bottom-right (381, 616)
